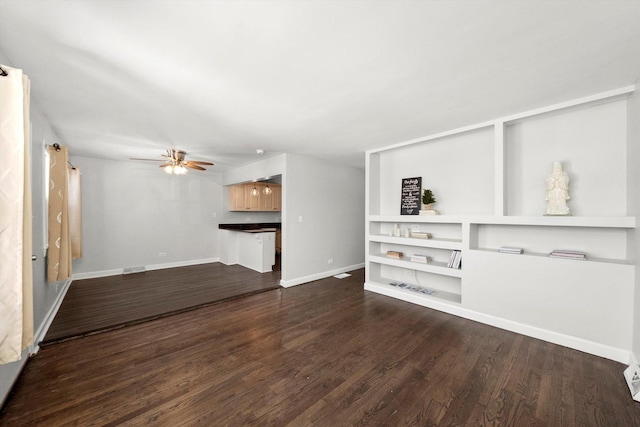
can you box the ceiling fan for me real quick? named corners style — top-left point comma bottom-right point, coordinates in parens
top-left (131, 149), bottom-right (214, 175)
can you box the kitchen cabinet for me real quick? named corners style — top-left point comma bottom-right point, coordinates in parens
top-left (227, 183), bottom-right (282, 211)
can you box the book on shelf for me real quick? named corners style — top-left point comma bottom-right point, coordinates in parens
top-left (386, 250), bottom-right (404, 259)
top-left (548, 249), bottom-right (586, 260)
top-left (499, 246), bottom-right (524, 254)
top-left (447, 250), bottom-right (462, 269)
top-left (447, 250), bottom-right (455, 268)
top-left (419, 209), bottom-right (439, 216)
top-left (410, 254), bottom-right (432, 264)
top-left (411, 231), bottom-right (432, 239)
top-left (390, 282), bottom-right (438, 296)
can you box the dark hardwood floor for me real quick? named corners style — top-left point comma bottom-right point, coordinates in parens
top-left (44, 262), bottom-right (281, 343)
top-left (3, 268), bottom-right (640, 425)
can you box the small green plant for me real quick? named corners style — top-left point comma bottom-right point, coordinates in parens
top-left (422, 189), bottom-right (436, 205)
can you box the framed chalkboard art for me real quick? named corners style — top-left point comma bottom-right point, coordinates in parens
top-left (400, 177), bottom-right (421, 215)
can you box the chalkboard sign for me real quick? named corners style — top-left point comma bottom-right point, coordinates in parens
top-left (401, 177), bottom-right (421, 215)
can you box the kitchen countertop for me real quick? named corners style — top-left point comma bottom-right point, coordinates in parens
top-left (242, 228), bottom-right (277, 233)
top-left (218, 222), bottom-right (281, 231)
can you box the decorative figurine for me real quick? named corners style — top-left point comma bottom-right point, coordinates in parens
top-left (545, 161), bottom-right (571, 216)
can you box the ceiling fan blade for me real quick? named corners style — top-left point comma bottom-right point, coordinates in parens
top-left (159, 162), bottom-right (172, 168)
top-left (130, 158), bottom-right (164, 161)
top-left (185, 163), bottom-right (206, 171)
top-left (187, 160), bottom-right (214, 166)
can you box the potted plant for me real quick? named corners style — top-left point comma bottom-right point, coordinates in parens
top-left (422, 189), bottom-right (437, 210)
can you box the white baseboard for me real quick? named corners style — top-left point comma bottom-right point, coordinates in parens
top-left (72, 269), bottom-right (123, 280)
top-left (146, 258), bottom-right (219, 271)
top-left (32, 278), bottom-right (72, 348)
top-left (364, 281), bottom-right (631, 364)
top-left (72, 258), bottom-right (220, 280)
top-left (280, 263), bottom-right (364, 288)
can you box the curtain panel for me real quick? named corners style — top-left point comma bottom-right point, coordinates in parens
top-left (68, 167), bottom-right (82, 259)
top-left (47, 146), bottom-right (73, 281)
top-left (0, 65), bottom-right (34, 364)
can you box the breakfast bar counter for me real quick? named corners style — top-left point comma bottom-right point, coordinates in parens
top-left (218, 223), bottom-right (280, 273)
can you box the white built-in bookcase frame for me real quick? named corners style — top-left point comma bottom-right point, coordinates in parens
top-left (365, 85), bottom-right (636, 363)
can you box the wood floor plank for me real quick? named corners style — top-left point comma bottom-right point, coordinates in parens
top-left (3, 268), bottom-right (640, 426)
top-left (44, 262), bottom-right (281, 342)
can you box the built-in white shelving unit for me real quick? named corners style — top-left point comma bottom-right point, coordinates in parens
top-left (365, 86), bottom-right (637, 363)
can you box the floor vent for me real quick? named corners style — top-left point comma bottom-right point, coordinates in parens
top-left (123, 266), bottom-right (146, 275)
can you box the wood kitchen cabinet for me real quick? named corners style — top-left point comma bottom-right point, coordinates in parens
top-left (260, 184), bottom-right (281, 211)
top-left (227, 183), bottom-right (281, 211)
top-left (228, 185), bottom-right (246, 211)
top-left (244, 183), bottom-right (261, 210)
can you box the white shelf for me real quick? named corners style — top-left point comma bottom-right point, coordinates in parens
top-left (369, 215), bottom-right (465, 224)
top-left (371, 215), bottom-right (635, 228)
top-left (365, 281), bottom-right (461, 306)
top-left (469, 248), bottom-right (632, 266)
top-left (369, 235), bottom-right (462, 250)
top-left (468, 216), bottom-right (635, 228)
top-left (369, 255), bottom-right (463, 278)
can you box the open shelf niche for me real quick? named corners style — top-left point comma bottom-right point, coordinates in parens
top-left (365, 85), bottom-right (636, 363)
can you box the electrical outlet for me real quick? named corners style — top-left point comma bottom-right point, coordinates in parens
top-left (328, 258), bottom-right (333, 264)
top-left (299, 216), bottom-right (303, 222)
top-left (159, 252), bottom-right (166, 257)
top-left (411, 224), bottom-right (420, 232)
top-left (403, 269), bottom-right (412, 276)
top-left (213, 212), bottom-right (217, 218)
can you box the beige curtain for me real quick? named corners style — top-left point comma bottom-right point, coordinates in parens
top-left (0, 65), bottom-right (34, 364)
top-left (47, 146), bottom-right (73, 281)
top-left (68, 167), bottom-right (82, 259)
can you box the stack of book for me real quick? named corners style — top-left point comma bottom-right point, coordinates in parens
top-left (548, 249), bottom-right (586, 260)
top-left (386, 250), bottom-right (404, 259)
top-left (390, 282), bottom-right (438, 295)
top-left (419, 209), bottom-right (439, 216)
top-left (410, 254), bottom-right (432, 264)
top-left (447, 250), bottom-right (462, 269)
top-left (411, 231), bottom-right (432, 239)
top-left (499, 246), bottom-right (524, 254)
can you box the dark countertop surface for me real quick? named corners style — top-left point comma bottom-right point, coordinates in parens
top-left (218, 222), bottom-right (281, 231)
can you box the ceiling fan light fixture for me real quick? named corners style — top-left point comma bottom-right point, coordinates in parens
top-left (132, 149), bottom-right (213, 175)
top-left (174, 165), bottom-right (188, 175)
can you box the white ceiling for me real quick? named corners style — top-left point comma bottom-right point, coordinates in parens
top-left (1, 0), bottom-right (640, 171)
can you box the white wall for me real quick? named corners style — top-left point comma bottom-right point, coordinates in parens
top-left (67, 151), bottom-right (365, 287)
top-left (281, 154), bottom-right (365, 286)
top-left (70, 156), bottom-right (221, 276)
top-left (220, 153), bottom-right (365, 286)
top-left (629, 88), bottom-right (640, 363)
top-left (1, 50), bottom-right (66, 406)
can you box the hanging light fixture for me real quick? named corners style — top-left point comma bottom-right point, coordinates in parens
top-left (263, 184), bottom-right (272, 195)
top-left (162, 161), bottom-right (188, 175)
top-left (251, 186), bottom-right (259, 196)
